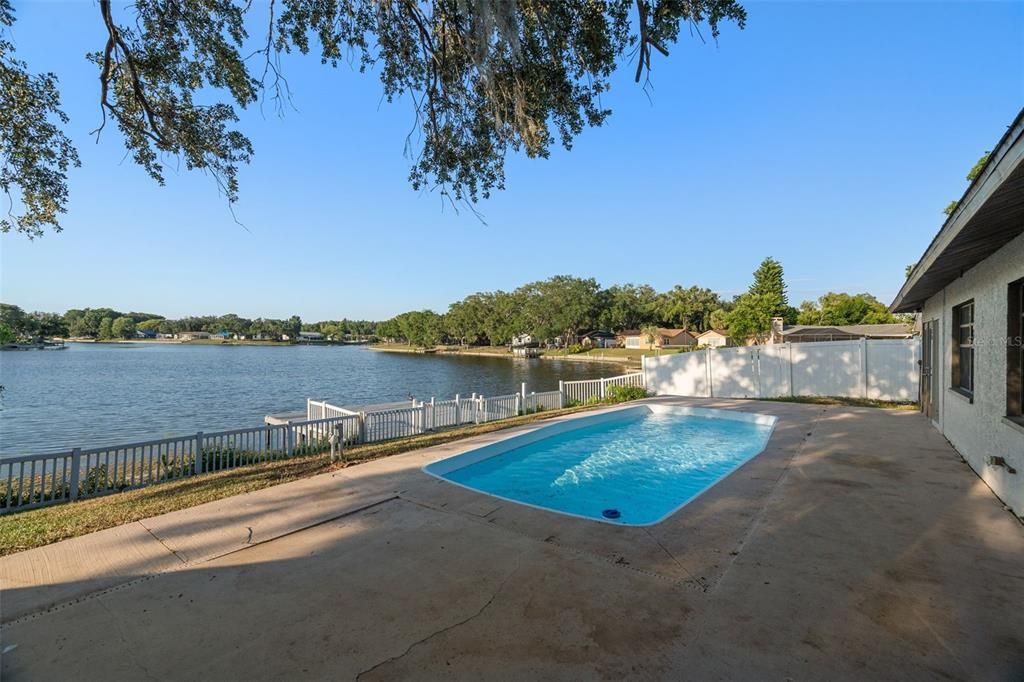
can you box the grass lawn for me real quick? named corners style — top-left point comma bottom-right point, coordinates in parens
top-left (0, 404), bottom-right (601, 556)
top-left (759, 396), bottom-right (918, 410)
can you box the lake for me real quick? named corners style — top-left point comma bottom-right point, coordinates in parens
top-left (0, 343), bottom-right (624, 456)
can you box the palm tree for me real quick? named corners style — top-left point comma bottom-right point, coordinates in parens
top-left (640, 324), bottom-right (660, 351)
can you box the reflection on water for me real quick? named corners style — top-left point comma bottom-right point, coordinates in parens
top-left (0, 343), bottom-right (623, 455)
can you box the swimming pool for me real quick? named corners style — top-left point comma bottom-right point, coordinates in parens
top-left (424, 404), bottom-right (776, 526)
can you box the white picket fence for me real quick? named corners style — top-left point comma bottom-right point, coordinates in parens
top-left (524, 390), bottom-right (562, 412)
top-left (643, 339), bottom-right (919, 401)
top-left (559, 372), bottom-right (647, 404)
top-left (3, 372), bottom-right (646, 515)
top-left (0, 415), bottom-right (354, 515)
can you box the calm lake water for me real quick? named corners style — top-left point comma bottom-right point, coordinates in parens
top-left (0, 343), bottom-right (623, 456)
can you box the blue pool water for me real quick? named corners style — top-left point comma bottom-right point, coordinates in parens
top-left (428, 408), bottom-right (775, 525)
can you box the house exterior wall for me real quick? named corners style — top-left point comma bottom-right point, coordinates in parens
top-left (699, 332), bottom-right (729, 347)
top-left (921, 231), bottom-right (1024, 517)
top-left (661, 332), bottom-right (696, 347)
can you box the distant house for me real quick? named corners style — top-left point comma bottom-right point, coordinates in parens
top-left (176, 331), bottom-right (210, 340)
top-left (619, 328), bottom-right (697, 349)
top-left (298, 331), bottom-right (324, 342)
top-left (511, 333), bottom-right (538, 348)
top-left (156, 333), bottom-right (174, 339)
top-left (135, 329), bottom-right (156, 339)
top-left (579, 330), bottom-right (617, 349)
top-left (214, 331), bottom-right (232, 339)
top-left (695, 329), bottom-right (734, 348)
top-left (753, 317), bottom-right (916, 345)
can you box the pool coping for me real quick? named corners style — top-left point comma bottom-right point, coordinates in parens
top-left (420, 401), bottom-right (779, 527)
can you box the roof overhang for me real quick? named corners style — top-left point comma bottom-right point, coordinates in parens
top-left (891, 109), bottom-right (1024, 313)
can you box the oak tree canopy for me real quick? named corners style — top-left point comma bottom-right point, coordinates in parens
top-left (1, 0), bottom-right (746, 237)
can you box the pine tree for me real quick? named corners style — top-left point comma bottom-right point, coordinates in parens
top-left (724, 257), bottom-right (792, 343)
top-left (750, 257), bottom-right (788, 310)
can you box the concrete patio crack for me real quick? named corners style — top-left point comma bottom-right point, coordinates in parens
top-left (642, 527), bottom-right (705, 590)
top-left (136, 521), bottom-right (189, 565)
top-left (354, 559), bottom-right (522, 680)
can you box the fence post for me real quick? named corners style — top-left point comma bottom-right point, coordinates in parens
top-left (641, 355), bottom-right (647, 388)
top-left (860, 337), bottom-right (869, 398)
top-left (787, 343), bottom-right (795, 397)
top-left (706, 348), bottom-right (714, 398)
top-left (515, 393), bottom-right (522, 416)
top-left (455, 394), bottom-right (461, 424)
top-left (429, 397), bottom-right (436, 431)
top-left (358, 412), bottom-right (367, 444)
top-left (195, 432), bottom-right (205, 474)
top-left (521, 382), bottom-right (527, 404)
top-left (475, 395), bottom-right (483, 424)
top-left (600, 377), bottom-right (607, 400)
top-left (558, 380), bottom-right (565, 408)
top-left (286, 425), bottom-right (295, 457)
top-left (69, 448), bottom-right (81, 501)
top-left (754, 348), bottom-right (763, 399)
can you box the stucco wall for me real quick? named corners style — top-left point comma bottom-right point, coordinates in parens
top-left (921, 231), bottom-right (1024, 517)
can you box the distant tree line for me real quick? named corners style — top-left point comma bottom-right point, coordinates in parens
top-left (376, 258), bottom-right (911, 348)
top-left (2, 258), bottom-right (909, 347)
top-left (0, 304), bottom-right (376, 342)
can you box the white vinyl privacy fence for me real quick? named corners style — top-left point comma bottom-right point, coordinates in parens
top-left (3, 373), bottom-right (643, 514)
top-left (643, 339), bottom-right (919, 401)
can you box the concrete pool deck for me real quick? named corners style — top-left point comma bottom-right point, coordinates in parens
top-left (1, 398), bottom-right (1022, 679)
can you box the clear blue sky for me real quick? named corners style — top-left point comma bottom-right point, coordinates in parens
top-left (1, 1), bottom-right (1022, 321)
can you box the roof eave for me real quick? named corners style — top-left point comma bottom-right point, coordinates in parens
top-left (891, 108), bottom-right (1024, 313)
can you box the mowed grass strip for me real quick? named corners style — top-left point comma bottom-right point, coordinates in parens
top-left (759, 396), bottom-right (918, 410)
top-left (0, 405), bottom-right (598, 556)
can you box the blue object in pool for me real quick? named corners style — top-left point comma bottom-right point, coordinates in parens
top-left (428, 408), bottom-right (774, 525)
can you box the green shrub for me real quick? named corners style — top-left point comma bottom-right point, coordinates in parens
top-left (605, 384), bottom-right (649, 403)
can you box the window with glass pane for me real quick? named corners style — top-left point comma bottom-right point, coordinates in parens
top-left (1010, 280), bottom-right (1024, 420)
top-left (952, 300), bottom-right (974, 395)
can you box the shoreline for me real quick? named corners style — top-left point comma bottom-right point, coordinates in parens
top-left (369, 344), bottom-right (640, 369)
top-left (64, 339), bottom-right (371, 347)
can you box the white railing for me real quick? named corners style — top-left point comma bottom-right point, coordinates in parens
top-left (480, 393), bottom-right (520, 422)
top-left (524, 390), bottom-right (562, 413)
top-left (561, 373), bottom-right (645, 404)
top-left (306, 399), bottom-right (356, 421)
top-left (0, 415), bottom-right (358, 514)
top-left (363, 405), bottom-right (425, 442)
top-left (562, 378), bottom-right (601, 403)
top-left (3, 371), bottom-right (649, 515)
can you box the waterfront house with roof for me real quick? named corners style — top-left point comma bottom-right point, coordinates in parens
top-left (695, 328), bottom-right (735, 347)
top-left (619, 328), bottom-right (697, 349)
